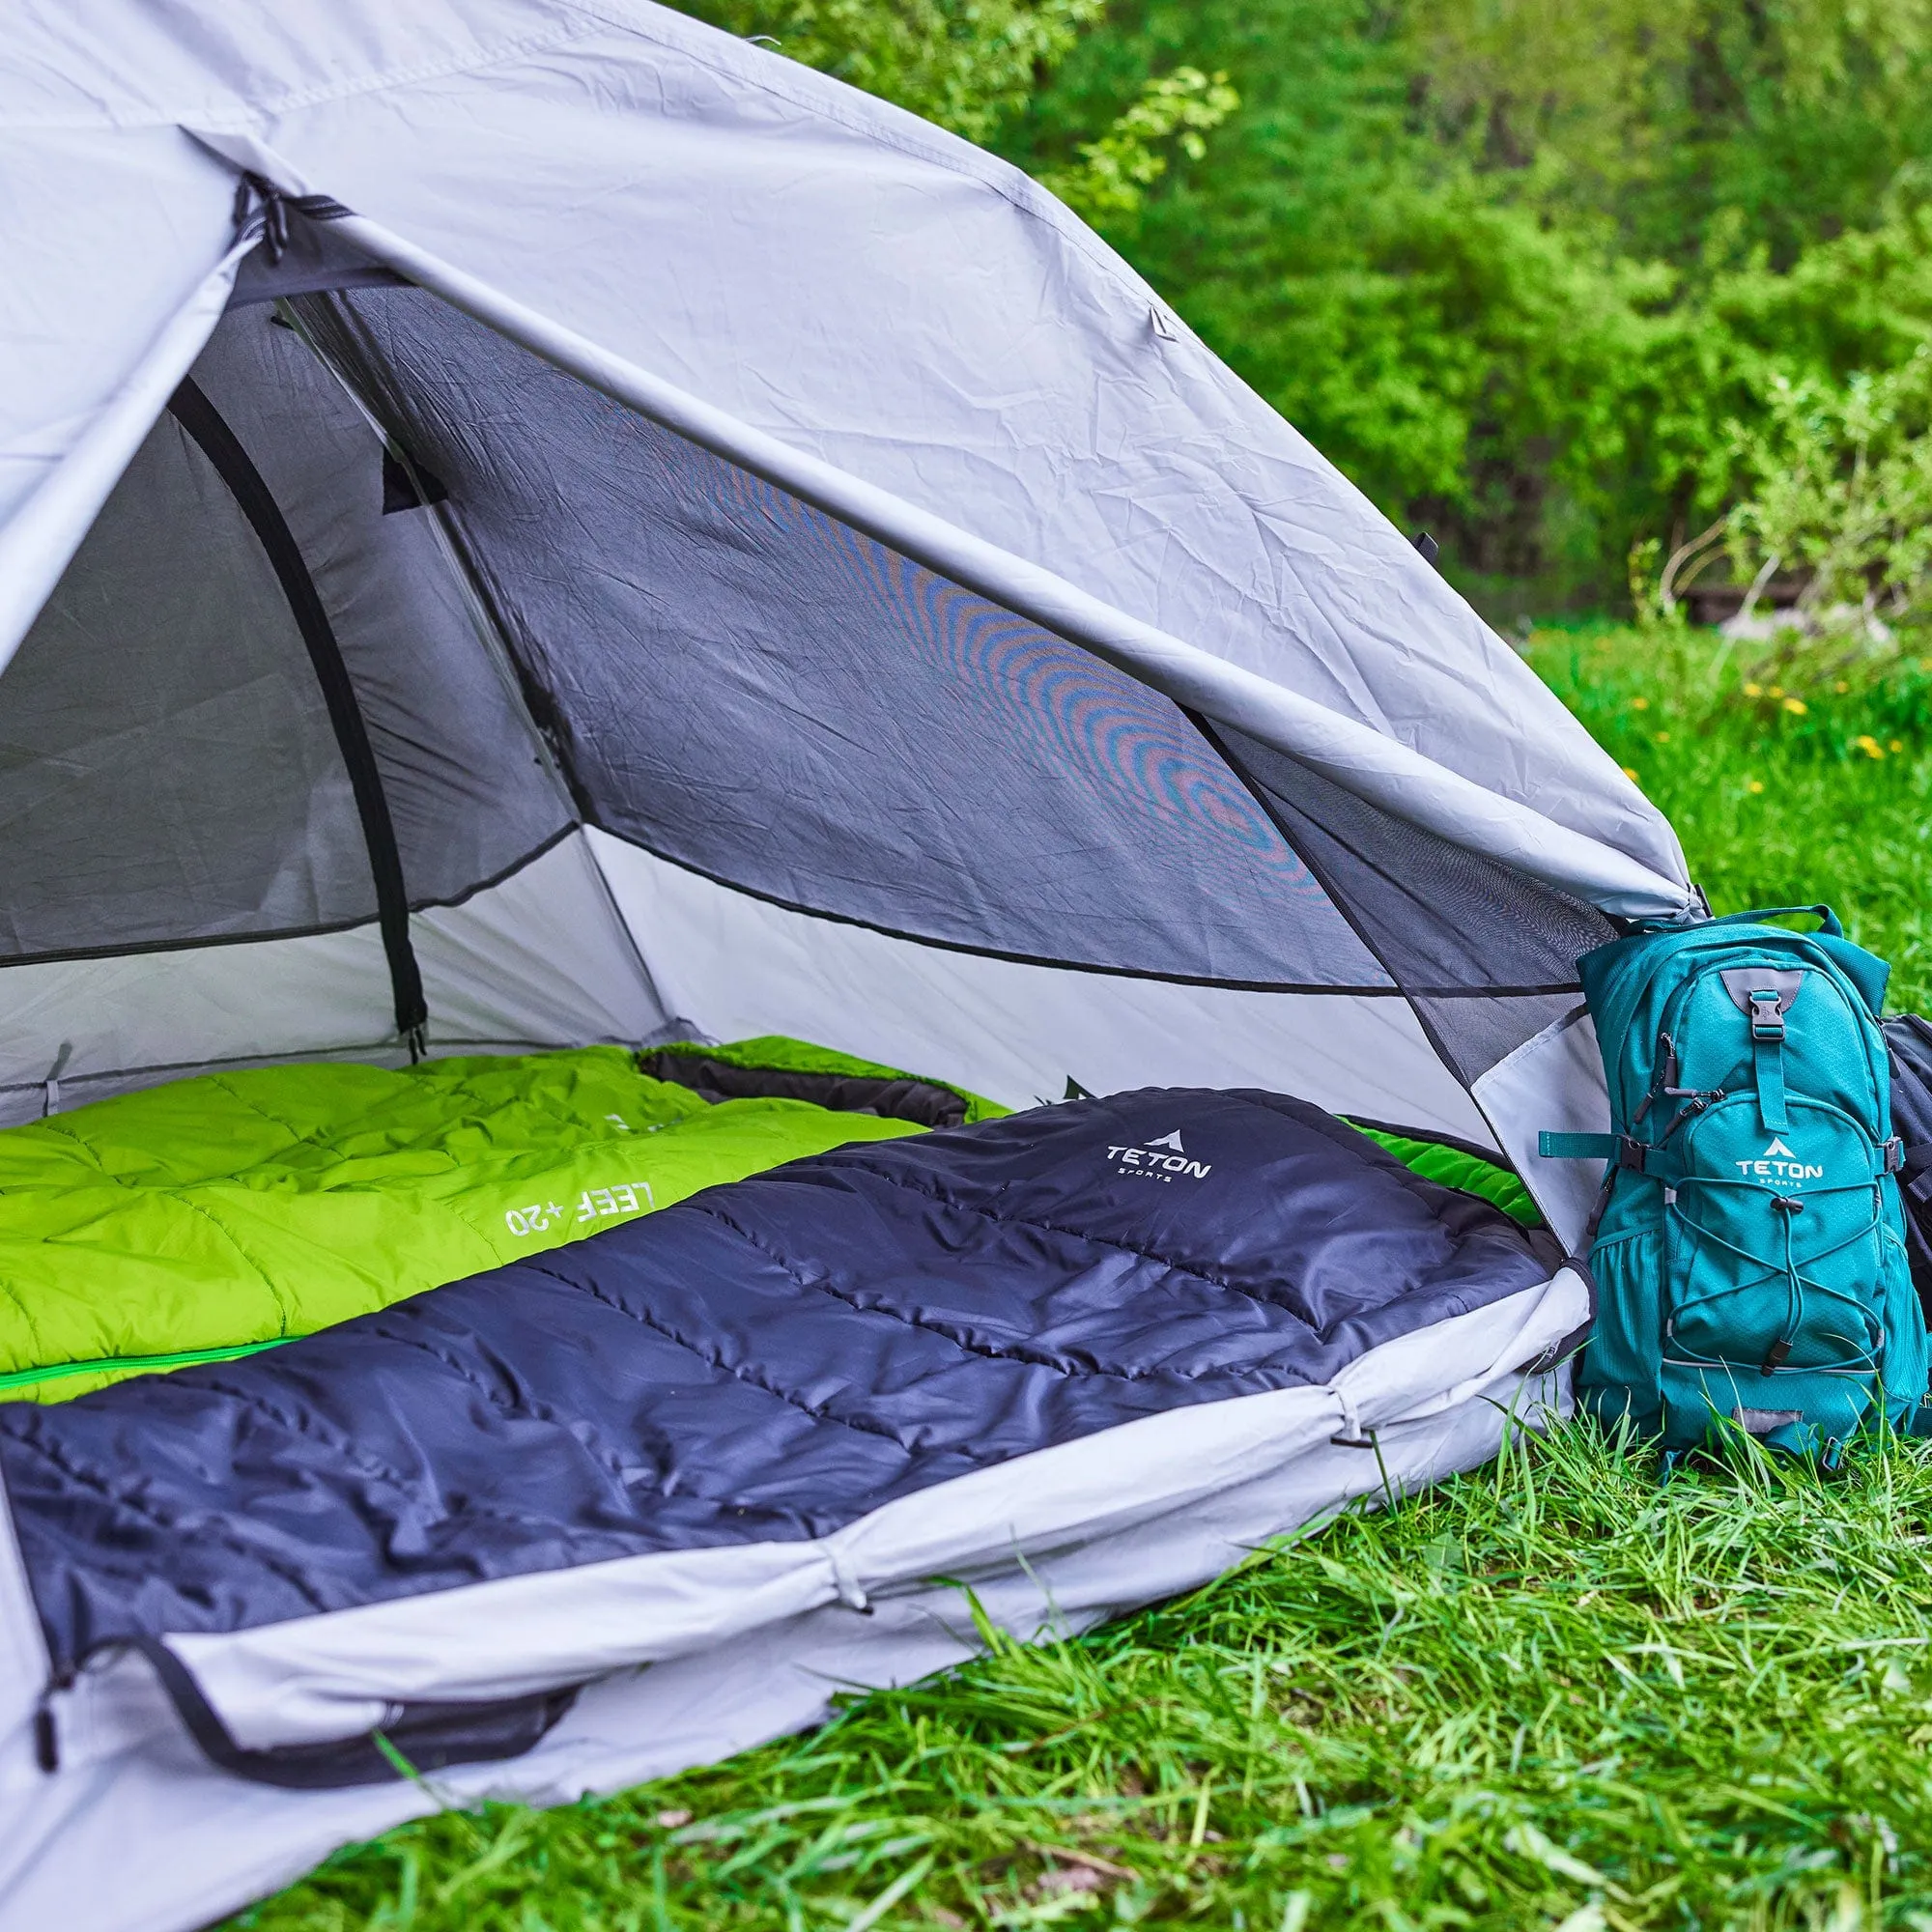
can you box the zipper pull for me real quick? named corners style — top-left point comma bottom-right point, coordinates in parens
top-left (33, 1676), bottom-right (69, 1774)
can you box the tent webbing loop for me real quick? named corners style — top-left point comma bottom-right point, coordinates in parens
top-left (165, 376), bottom-right (428, 1054)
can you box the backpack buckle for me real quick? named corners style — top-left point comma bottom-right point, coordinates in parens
top-left (1747, 989), bottom-right (1786, 1040)
top-left (1885, 1136), bottom-right (1906, 1175)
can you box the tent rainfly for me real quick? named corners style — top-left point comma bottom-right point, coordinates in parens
top-left (0, 2), bottom-right (1690, 1925)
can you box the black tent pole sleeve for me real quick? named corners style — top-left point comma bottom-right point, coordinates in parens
top-left (166, 377), bottom-right (428, 1050)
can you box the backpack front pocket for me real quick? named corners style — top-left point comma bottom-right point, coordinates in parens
top-left (1666, 1095), bottom-right (1886, 1378)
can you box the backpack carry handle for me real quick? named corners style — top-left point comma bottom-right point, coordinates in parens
top-left (1709, 904), bottom-right (1844, 939)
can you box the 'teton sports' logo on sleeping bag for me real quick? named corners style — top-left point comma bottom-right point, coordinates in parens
top-left (1106, 1128), bottom-right (1212, 1182)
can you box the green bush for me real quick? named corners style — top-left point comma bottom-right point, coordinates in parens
top-left (1000, 1), bottom-right (1932, 614)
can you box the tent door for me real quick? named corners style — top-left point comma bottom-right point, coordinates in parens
top-left (165, 374), bottom-right (428, 1052)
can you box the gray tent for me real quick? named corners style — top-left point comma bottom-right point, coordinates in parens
top-left (0, 2), bottom-right (1685, 1923)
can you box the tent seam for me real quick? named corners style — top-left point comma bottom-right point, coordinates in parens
top-left (587, 830), bottom-right (1405, 997)
top-left (0, 821), bottom-right (579, 973)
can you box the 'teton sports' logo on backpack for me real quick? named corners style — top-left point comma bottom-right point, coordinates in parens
top-left (1107, 1128), bottom-right (1212, 1182)
top-left (1735, 1135), bottom-right (1825, 1187)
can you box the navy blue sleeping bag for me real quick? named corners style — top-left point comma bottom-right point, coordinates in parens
top-left (0, 1087), bottom-right (1551, 1783)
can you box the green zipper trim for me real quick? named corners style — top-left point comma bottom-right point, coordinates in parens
top-left (1345, 1122), bottom-right (1543, 1228)
top-left (0, 1337), bottom-right (293, 1398)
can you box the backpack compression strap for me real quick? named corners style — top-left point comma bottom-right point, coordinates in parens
top-left (1539, 1131), bottom-right (1651, 1169)
top-left (1747, 987), bottom-right (1790, 1131)
top-left (1539, 1130), bottom-right (1904, 1177)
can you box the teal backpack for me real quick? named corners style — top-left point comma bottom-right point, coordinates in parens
top-left (1541, 906), bottom-right (1929, 1463)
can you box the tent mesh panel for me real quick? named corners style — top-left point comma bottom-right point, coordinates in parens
top-left (0, 308), bottom-right (576, 969)
top-left (1, 270), bottom-right (1618, 1074)
top-left (0, 418), bottom-right (371, 959)
top-left (295, 287), bottom-right (1392, 991)
top-left (1209, 723), bottom-right (1614, 1082)
top-left (190, 309), bottom-right (575, 910)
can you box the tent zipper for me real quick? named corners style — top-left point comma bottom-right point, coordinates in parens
top-left (165, 376), bottom-right (428, 1057)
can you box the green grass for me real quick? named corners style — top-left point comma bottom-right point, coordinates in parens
top-left (1528, 624), bottom-right (1932, 1012)
top-left (237, 627), bottom-right (1932, 1932)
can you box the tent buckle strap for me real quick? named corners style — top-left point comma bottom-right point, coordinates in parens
top-left (233, 173), bottom-right (354, 264)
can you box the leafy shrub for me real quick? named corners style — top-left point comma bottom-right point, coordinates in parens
top-left (1722, 349), bottom-right (1932, 644)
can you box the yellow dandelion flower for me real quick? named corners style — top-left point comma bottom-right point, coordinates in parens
top-left (1622, 766), bottom-right (1639, 781)
top-left (1744, 681), bottom-right (1763, 696)
top-left (1655, 730), bottom-right (1671, 743)
top-left (1747, 779), bottom-right (1765, 793)
top-left (1835, 680), bottom-right (1851, 694)
top-left (1892, 739), bottom-right (1906, 753)
top-left (1632, 696), bottom-right (1650, 711)
top-left (1781, 696), bottom-right (1807, 715)
top-left (1856, 735), bottom-right (1884, 758)
top-left (1770, 685), bottom-right (1786, 698)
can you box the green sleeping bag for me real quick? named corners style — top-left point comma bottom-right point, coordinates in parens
top-left (0, 1042), bottom-right (958, 1404)
top-left (0, 1036), bottom-right (1533, 1407)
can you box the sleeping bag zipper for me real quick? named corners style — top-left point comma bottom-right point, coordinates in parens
top-left (0, 1338), bottom-right (291, 1399)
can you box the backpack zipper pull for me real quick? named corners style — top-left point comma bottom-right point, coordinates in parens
top-left (1634, 1033), bottom-right (1680, 1127)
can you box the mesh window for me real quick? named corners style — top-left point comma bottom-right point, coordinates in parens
top-left (0, 308), bottom-right (579, 969)
top-left (0, 416), bottom-right (372, 959)
top-left (293, 288), bottom-right (1389, 990)
top-left (189, 310), bottom-right (574, 905)
top-left (1210, 723), bottom-right (1615, 1082)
